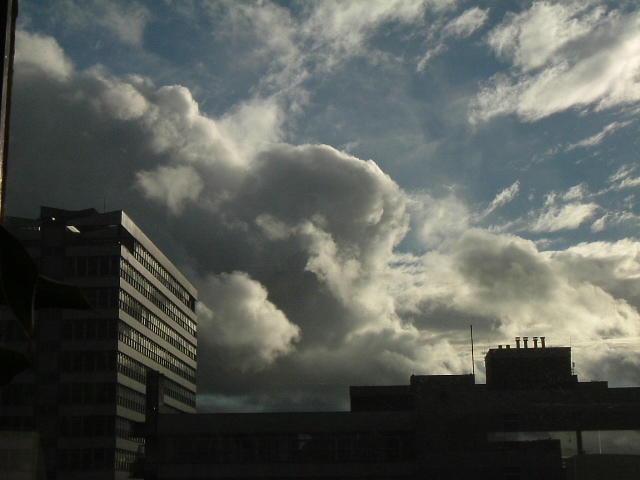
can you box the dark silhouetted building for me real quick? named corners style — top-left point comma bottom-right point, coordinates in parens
top-left (0, 207), bottom-right (197, 480)
top-left (134, 338), bottom-right (640, 479)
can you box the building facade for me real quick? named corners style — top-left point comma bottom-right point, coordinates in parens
top-left (0, 207), bottom-right (197, 480)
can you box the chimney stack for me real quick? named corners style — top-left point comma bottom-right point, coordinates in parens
top-left (523, 336), bottom-right (529, 348)
top-left (540, 336), bottom-right (546, 348)
top-left (515, 337), bottom-right (521, 348)
top-left (533, 336), bottom-right (538, 348)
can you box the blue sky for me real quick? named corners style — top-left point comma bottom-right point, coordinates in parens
top-left (8, 0), bottom-right (640, 421)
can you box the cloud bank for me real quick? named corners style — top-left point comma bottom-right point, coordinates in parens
top-left (9, 6), bottom-right (640, 413)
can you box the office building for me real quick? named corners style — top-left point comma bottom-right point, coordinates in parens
top-left (0, 207), bottom-right (197, 479)
top-left (137, 338), bottom-right (640, 480)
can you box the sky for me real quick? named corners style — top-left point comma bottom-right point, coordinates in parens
top-left (7, 0), bottom-right (640, 416)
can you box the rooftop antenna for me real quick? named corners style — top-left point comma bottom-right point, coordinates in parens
top-left (470, 325), bottom-right (475, 376)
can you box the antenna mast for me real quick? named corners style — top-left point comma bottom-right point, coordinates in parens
top-left (470, 325), bottom-right (475, 376)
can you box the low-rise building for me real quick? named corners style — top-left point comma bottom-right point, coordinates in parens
top-left (136, 338), bottom-right (640, 479)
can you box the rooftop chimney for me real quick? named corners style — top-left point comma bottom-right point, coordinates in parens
top-left (515, 337), bottom-right (521, 348)
top-left (533, 336), bottom-right (538, 348)
top-left (498, 345), bottom-right (503, 349)
top-left (523, 336), bottom-right (529, 348)
top-left (506, 344), bottom-right (510, 349)
top-left (540, 336), bottom-right (546, 348)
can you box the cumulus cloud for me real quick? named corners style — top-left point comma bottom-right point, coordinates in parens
top-left (136, 165), bottom-right (203, 215)
top-left (408, 230), bottom-right (640, 344)
top-left (15, 30), bottom-right (73, 81)
top-left (10, 25), bottom-right (640, 412)
top-left (197, 272), bottom-right (300, 370)
top-left (408, 193), bottom-right (470, 250)
top-left (471, 2), bottom-right (640, 122)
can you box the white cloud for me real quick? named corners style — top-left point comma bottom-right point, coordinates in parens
top-left (417, 6), bottom-right (489, 72)
top-left (15, 30), bottom-right (73, 81)
top-left (409, 193), bottom-right (470, 249)
top-left (598, 164), bottom-right (640, 193)
top-left (136, 165), bottom-right (203, 215)
top-left (197, 272), bottom-right (300, 370)
top-left (529, 202), bottom-right (599, 233)
top-left (480, 181), bottom-right (520, 218)
top-left (443, 7), bottom-right (489, 39)
top-left (565, 120), bottom-right (633, 151)
top-left (471, 3), bottom-right (640, 122)
top-left (550, 239), bottom-right (640, 298)
top-left (219, 97), bottom-right (284, 160)
top-left (305, 0), bottom-right (429, 61)
top-left (562, 184), bottom-right (588, 202)
top-left (486, 2), bottom-right (600, 72)
top-left (97, 0), bottom-right (150, 46)
top-left (591, 211), bottom-right (640, 233)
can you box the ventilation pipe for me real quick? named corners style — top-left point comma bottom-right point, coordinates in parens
top-left (533, 336), bottom-right (538, 348)
top-left (515, 337), bottom-right (521, 348)
top-left (523, 336), bottom-right (529, 348)
top-left (540, 337), bottom-right (546, 348)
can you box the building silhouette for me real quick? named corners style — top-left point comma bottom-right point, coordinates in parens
top-left (137, 338), bottom-right (640, 480)
top-left (0, 207), bottom-right (197, 479)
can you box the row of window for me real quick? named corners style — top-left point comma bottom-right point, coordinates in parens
top-left (117, 351), bottom-right (196, 409)
top-left (60, 415), bottom-right (141, 441)
top-left (134, 242), bottom-right (195, 311)
top-left (118, 321), bottom-right (196, 384)
top-left (58, 448), bottom-right (138, 472)
top-left (83, 287), bottom-right (119, 309)
top-left (65, 250), bottom-right (196, 316)
top-left (121, 260), bottom-right (197, 337)
top-left (12, 346), bottom-right (193, 409)
top-left (164, 432), bottom-right (417, 464)
top-left (60, 382), bottom-right (115, 405)
top-left (62, 317), bottom-right (118, 341)
top-left (60, 350), bottom-right (116, 373)
top-left (65, 255), bottom-right (121, 277)
top-left (164, 376), bottom-right (196, 408)
top-left (60, 415), bottom-right (112, 437)
top-left (120, 290), bottom-right (196, 360)
top-left (59, 382), bottom-right (146, 413)
top-left (118, 350), bottom-right (147, 384)
top-left (118, 384), bottom-right (146, 413)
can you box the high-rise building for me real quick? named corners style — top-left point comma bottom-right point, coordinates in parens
top-left (0, 207), bottom-right (197, 480)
